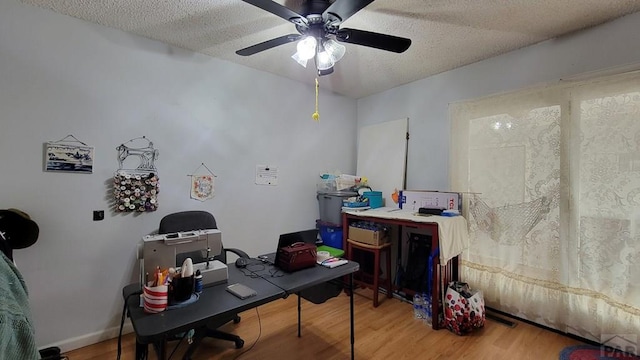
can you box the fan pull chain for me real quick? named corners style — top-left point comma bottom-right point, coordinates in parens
top-left (312, 77), bottom-right (320, 122)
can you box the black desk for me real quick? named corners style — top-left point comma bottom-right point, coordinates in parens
top-left (249, 253), bottom-right (359, 360)
top-left (124, 258), bottom-right (359, 360)
top-left (123, 266), bottom-right (284, 359)
top-left (255, 252), bottom-right (359, 293)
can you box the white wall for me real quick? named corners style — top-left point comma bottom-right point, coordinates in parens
top-left (0, 0), bottom-right (357, 350)
top-left (358, 11), bottom-right (640, 191)
top-left (5, 0), bottom-right (640, 351)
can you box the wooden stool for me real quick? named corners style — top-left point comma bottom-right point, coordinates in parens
top-left (346, 239), bottom-right (392, 307)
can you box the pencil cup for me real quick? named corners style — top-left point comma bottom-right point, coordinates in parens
top-left (169, 275), bottom-right (195, 303)
top-left (143, 285), bottom-right (168, 314)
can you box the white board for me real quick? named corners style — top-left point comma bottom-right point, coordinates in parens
top-left (356, 118), bottom-right (408, 207)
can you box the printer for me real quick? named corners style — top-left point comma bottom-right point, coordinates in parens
top-left (138, 229), bottom-right (228, 287)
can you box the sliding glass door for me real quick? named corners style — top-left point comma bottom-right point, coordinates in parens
top-left (450, 73), bottom-right (640, 352)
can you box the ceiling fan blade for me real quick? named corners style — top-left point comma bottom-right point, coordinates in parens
top-left (336, 28), bottom-right (411, 53)
top-left (236, 34), bottom-right (302, 56)
top-left (240, 0), bottom-right (307, 27)
top-left (323, 0), bottom-right (374, 22)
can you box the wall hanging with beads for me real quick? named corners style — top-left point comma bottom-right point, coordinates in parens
top-left (113, 136), bottom-right (160, 212)
top-left (188, 163), bottom-right (217, 202)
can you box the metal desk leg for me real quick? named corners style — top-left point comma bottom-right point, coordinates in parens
top-left (152, 341), bottom-right (166, 360)
top-left (135, 340), bottom-right (148, 360)
top-left (297, 292), bottom-right (302, 337)
top-left (350, 272), bottom-right (355, 360)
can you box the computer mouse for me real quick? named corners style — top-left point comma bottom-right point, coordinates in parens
top-left (235, 257), bottom-right (248, 268)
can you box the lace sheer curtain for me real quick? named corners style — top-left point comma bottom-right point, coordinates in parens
top-left (450, 72), bottom-right (640, 353)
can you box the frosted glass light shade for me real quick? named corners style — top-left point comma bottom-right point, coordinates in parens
top-left (296, 36), bottom-right (317, 60)
top-left (316, 50), bottom-right (334, 70)
top-left (324, 39), bottom-right (346, 62)
top-left (291, 52), bottom-right (308, 67)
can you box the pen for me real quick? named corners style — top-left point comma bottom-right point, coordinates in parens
top-left (154, 267), bottom-right (162, 287)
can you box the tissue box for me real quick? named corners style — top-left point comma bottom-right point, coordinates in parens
top-left (348, 226), bottom-right (388, 246)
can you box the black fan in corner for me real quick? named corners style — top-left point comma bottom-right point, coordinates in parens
top-left (236, 0), bottom-right (411, 76)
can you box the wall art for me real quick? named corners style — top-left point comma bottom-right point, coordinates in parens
top-left (113, 171), bottom-right (159, 212)
top-left (45, 134), bottom-right (94, 173)
top-left (114, 136), bottom-right (159, 212)
top-left (188, 163), bottom-right (217, 202)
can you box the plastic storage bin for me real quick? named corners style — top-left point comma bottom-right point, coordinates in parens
top-left (319, 224), bottom-right (343, 249)
top-left (362, 191), bottom-right (383, 209)
top-left (317, 190), bottom-right (357, 225)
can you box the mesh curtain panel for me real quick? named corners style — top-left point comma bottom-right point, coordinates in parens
top-left (450, 72), bottom-right (640, 350)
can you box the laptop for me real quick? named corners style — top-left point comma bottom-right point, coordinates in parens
top-left (271, 229), bottom-right (319, 267)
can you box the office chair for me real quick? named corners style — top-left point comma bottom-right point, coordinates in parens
top-left (158, 210), bottom-right (249, 356)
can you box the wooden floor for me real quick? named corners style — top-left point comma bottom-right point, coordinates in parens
top-left (66, 289), bottom-right (584, 360)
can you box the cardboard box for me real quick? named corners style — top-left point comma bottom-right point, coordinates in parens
top-left (399, 190), bottom-right (462, 211)
top-left (348, 226), bottom-right (388, 246)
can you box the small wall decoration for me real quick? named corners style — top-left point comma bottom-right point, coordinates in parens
top-left (255, 165), bottom-right (278, 185)
top-left (45, 134), bottom-right (94, 173)
top-left (114, 136), bottom-right (159, 212)
top-left (114, 171), bottom-right (159, 212)
top-left (188, 163), bottom-right (216, 202)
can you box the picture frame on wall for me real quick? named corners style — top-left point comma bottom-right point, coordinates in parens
top-left (44, 140), bottom-right (94, 174)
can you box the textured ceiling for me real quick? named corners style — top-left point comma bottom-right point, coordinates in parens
top-left (21, 0), bottom-right (640, 98)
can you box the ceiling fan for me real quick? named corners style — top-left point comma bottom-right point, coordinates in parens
top-left (236, 0), bottom-right (412, 76)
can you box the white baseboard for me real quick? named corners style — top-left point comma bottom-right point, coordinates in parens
top-left (40, 322), bottom-right (134, 353)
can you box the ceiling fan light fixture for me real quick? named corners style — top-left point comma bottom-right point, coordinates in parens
top-left (316, 50), bottom-right (335, 71)
top-left (296, 36), bottom-right (317, 61)
top-left (323, 39), bottom-right (346, 63)
top-left (236, 0), bottom-right (413, 77)
top-left (291, 52), bottom-right (308, 68)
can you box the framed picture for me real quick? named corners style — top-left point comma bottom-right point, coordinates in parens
top-left (45, 142), bottom-right (94, 173)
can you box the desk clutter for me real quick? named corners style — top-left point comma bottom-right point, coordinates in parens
top-left (138, 229), bottom-right (230, 313)
top-left (276, 242), bottom-right (317, 272)
top-left (342, 191), bottom-right (383, 209)
top-left (142, 258), bottom-right (201, 314)
top-left (317, 173), bottom-right (367, 192)
top-left (226, 283), bottom-right (257, 299)
top-left (308, 244), bottom-right (347, 268)
top-left (316, 250), bottom-right (348, 268)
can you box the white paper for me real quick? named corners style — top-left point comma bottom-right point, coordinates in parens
top-left (255, 165), bottom-right (278, 185)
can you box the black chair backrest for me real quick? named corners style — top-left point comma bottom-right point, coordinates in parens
top-left (158, 211), bottom-right (225, 265)
top-left (159, 211), bottom-right (217, 233)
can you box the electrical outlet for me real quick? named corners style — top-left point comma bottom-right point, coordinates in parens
top-left (93, 210), bottom-right (104, 221)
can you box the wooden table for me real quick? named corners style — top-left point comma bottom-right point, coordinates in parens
top-left (342, 208), bottom-right (468, 330)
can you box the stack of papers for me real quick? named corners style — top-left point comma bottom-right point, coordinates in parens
top-left (317, 258), bottom-right (348, 268)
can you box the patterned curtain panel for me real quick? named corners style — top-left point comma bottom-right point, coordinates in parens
top-left (450, 73), bottom-right (640, 352)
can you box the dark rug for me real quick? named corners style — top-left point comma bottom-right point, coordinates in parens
top-left (560, 345), bottom-right (640, 360)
